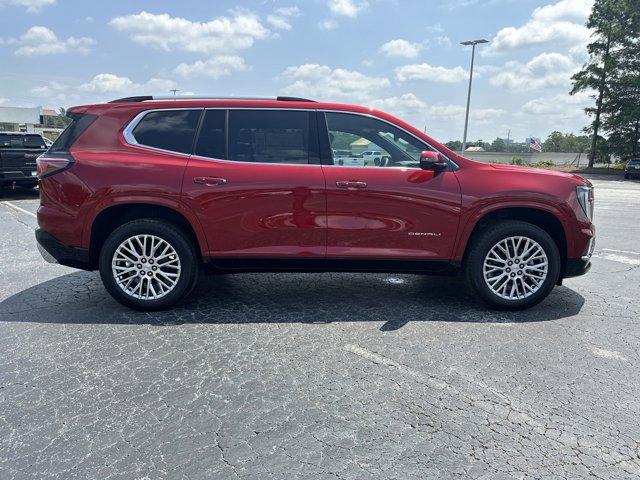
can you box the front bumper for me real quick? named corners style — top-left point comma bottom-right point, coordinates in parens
top-left (564, 257), bottom-right (591, 278)
top-left (35, 228), bottom-right (92, 270)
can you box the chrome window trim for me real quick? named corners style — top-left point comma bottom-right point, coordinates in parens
top-left (121, 107), bottom-right (459, 170)
top-left (122, 108), bottom-right (204, 158)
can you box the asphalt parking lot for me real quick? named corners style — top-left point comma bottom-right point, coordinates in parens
top-left (1, 175), bottom-right (639, 480)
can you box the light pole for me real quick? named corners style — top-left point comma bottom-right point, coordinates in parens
top-left (460, 39), bottom-right (488, 153)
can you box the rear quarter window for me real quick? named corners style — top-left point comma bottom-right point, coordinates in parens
top-left (131, 109), bottom-right (201, 154)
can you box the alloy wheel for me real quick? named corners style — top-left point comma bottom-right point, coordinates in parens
top-left (111, 234), bottom-right (181, 300)
top-left (483, 235), bottom-right (548, 301)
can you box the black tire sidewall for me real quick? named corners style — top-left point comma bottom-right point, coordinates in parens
top-left (99, 219), bottom-right (198, 310)
top-left (466, 221), bottom-right (560, 310)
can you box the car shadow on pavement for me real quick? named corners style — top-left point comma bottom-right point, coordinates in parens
top-left (0, 270), bottom-right (586, 330)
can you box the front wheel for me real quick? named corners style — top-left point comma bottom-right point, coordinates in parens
top-left (464, 220), bottom-right (560, 310)
top-left (99, 219), bottom-right (199, 310)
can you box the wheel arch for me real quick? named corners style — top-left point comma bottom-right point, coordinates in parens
top-left (86, 201), bottom-right (208, 268)
top-left (457, 205), bottom-right (568, 279)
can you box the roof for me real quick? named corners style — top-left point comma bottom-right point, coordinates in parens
top-left (350, 138), bottom-right (371, 146)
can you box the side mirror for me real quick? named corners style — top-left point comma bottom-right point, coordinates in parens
top-left (420, 151), bottom-right (448, 173)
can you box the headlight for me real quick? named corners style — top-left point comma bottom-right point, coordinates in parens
top-left (576, 185), bottom-right (594, 221)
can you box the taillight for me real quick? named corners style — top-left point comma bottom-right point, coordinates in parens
top-left (36, 153), bottom-right (74, 179)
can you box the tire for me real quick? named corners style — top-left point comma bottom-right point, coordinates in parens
top-left (99, 219), bottom-right (199, 310)
top-left (464, 220), bottom-right (560, 310)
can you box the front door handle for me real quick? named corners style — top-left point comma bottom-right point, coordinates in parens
top-left (336, 180), bottom-right (367, 189)
top-left (194, 176), bottom-right (227, 186)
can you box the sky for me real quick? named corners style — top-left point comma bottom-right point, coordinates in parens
top-left (0, 0), bottom-right (595, 143)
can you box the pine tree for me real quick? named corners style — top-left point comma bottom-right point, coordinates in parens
top-left (570, 0), bottom-right (628, 166)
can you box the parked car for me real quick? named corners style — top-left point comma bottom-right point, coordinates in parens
top-left (624, 159), bottom-right (640, 179)
top-left (0, 132), bottom-right (47, 190)
top-left (361, 150), bottom-right (389, 166)
top-left (35, 96), bottom-right (595, 311)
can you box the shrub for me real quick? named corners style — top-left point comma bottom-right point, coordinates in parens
top-left (510, 156), bottom-right (525, 165)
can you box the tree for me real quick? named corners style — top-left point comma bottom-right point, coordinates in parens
top-left (490, 138), bottom-right (507, 152)
top-left (600, 4), bottom-right (640, 159)
top-left (571, 0), bottom-right (640, 164)
top-left (445, 140), bottom-right (462, 151)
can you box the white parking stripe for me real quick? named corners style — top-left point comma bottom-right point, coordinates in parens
top-left (2, 201), bottom-right (37, 218)
top-left (593, 253), bottom-right (640, 266)
top-left (602, 248), bottom-right (640, 256)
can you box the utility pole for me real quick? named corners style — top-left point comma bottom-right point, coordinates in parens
top-left (461, 39), bottom-right (489, 153)
top-left (506, 129), bottom-right (511, 153)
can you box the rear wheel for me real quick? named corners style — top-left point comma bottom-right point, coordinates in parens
top-left (99, 219), bottom-right (199, 310)
top-left (464, 220), bottom-right (560, 310)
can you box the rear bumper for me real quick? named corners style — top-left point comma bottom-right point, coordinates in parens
top-left (35, 228), bottom-right (92, 270)
top-left (564, 257), bottom-right (591, 278)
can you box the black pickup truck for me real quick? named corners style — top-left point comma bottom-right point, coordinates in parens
top-left (0, 132), bottom-right (47, 190)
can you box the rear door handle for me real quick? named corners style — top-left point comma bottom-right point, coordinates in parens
top-left (336, 180), bottom-right (367, 189)
top-left (194, 176), bottom-right (227, 186)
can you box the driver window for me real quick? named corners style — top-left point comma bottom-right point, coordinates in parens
top-left (325, 112), bottom-right (432, 168)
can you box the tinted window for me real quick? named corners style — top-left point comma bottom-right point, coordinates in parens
top-left (132, 110), bottom-right (201, 154)
top-left (49, 113), bottom-right (96, 153)
top-left (0, 133), bottom-right (46, 149)
top-left (325, 112), bottom-right (431, 168)
top-left (195, 110), bottom-right (226, 159)
top-left (228, 110), bottom-right (310, 164)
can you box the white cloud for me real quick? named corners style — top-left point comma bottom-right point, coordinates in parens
top-left (0, 97), bottom-right (9, 105)
top-left (485, 0), bottom-right (593, 55)
top-left (489, 52), bottom-right (577, 91)
top-left (434, 36), bottom-right (452, 48)
top-left (9, 26), bottom-right (94, 56)
top-left (0, 0), bottom-right (55, 13)
top-left (109, 11), bottom-right (269, 54)
top-left (522, 91), bottom-right (591, 116)
top-left (318, 19), bottom-right (338, 30)
top-left (281, 64), bottom-right (389, 101)
top-left (426, 104), bottom-right (506, 122)
top-left (328, 0), bottom-right (368, 17)
top-left (267, 6), bottom-right (300, 30)
top-left (78, 74), bottom-right (176, 94)
top-left (370, 93), bottom-right (427, 115)
top-left (395, 63), bottom-right (467, 83)
top-left (379, 39), bottom-right (422, 58)
top-left (174, 56), bottom-right (248, 79)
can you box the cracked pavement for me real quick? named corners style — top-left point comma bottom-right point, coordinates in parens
top-left (1, 176), bottom-right (639, 479)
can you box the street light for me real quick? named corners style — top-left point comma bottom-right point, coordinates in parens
top-left (460, 39), bottom-right (489, 153)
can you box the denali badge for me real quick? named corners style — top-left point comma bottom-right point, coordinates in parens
top-left (408, 232), bottom-right (442, 237)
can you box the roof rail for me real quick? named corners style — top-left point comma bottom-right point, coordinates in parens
top-left (109, 95), bottom-right (317, 103)
top-left (275, 96), bottom-right (316, 102)
top-left (109, 96), bottom-right (153, 103)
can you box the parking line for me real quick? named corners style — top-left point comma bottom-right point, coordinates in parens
top-left (602, 248), bottom-right (640, 256)
top-left (593, 252), bottom-right (640, 266)
top-left (2, 201), bottom-right (37, 219)
top-left (344, 343), bottom-right (640, 474)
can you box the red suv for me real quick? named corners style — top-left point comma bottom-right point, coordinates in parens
top-left (35, 96), bottom-right (595, 310)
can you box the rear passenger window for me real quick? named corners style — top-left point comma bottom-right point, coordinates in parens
top-left (132, 110), bottom-right (201, 154)
top-left (228, 110), bottom-right (310, 164)
top-left (194, 110), bottom-right (226, 159)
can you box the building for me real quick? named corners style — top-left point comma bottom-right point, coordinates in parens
top-left (0, 106), bottom-right (65, 140)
